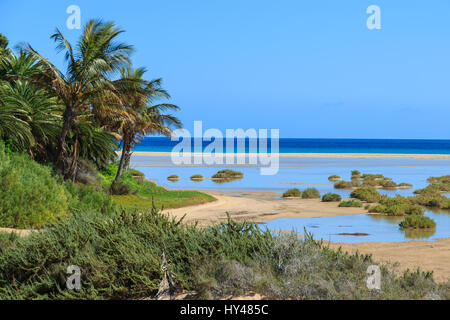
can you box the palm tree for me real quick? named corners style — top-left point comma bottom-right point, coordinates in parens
top-left (19, 20), bottom-right (133, 180)
top-left (111, 67), bottom-right (181, 185)
top-left (0, 52), bottom-right (61, 155)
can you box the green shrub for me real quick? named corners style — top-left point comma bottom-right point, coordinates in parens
top-left (405, 205), bottom-right (425, 216)
top-left (409, 193), bottom-right (448, 209)
top-left (350, 187), bottom-right (381, 203)
top-left (167, 174), bottom-right (180, 181)
top-left (302, 188), bottom-right (320, 199)
top-left (190, 174), bottom-right (204, 181)
top-left (399, 216), bottom-right (436, 229)
top-left (398, 183), bottom-right (413, 188)
top-left (128, 169), bottom-right (145, 177)
top-left (212, 170), bottom-right (243, 180)
top-left (334, 180), bottom-right (360, 189)
top-left (282, 188), bottom-right (301, 198)
top-left (0, 207), bottom-right (446, 300)
top-left (367, 196), bottom-right (425, 216)
top-left (380, 179), bottom-right (397, 189)
top-left (351, 170), bottom-right (361, 178)
top-left (0, 145), bottom-right (68, 228)
top-left (339, 200), bottom-right (363, 207)
top-left (110, 180), bottom-right (135, 195)
top-left (328, 175), bottom-right (341, 181)
top-left (64, 181), bottom-right (117, 215)
top-left (322, 193), bottom-right (342, 202)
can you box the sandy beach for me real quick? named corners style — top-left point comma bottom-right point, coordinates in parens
top-left (164, 190), bottom-right (450, 282)
top-left (164, 190), bottom-right (367, 226)
top-left (128, 151), bottom-right (450, 160)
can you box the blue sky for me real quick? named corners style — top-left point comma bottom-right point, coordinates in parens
top-left (1, 0), bottom-right (450, 139)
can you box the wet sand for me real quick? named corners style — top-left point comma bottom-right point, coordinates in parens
top-left (328, 239), bottom-right (450, 282)
top-left (129, 151), bottom-right (450, 159)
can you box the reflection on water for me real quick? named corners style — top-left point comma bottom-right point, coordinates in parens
top-left (263, 210), bottom-right (449, 243)
top-left (402, 228), bottom-right (436, 240)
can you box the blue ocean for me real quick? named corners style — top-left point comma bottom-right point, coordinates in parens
top-left (133, 137), bottom-right (450, 154)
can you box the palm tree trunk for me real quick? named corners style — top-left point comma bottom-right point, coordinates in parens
top-left (123, 140), bottom-right (134, 169)
top-left (113, 137), bottom-right (129, 185)
top-left (57, 107), bottom-right (73, 167)
top-left (66, 135), bottom-right (80, 181)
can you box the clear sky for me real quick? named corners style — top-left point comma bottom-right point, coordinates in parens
top-left (1, 0), bottom-right (449, 139)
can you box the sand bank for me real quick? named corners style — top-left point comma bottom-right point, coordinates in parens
top-left (164, 190), bottom-right (366, 226)
top-left (127, 151), bottom-right (450, 159)
top-left (328, 239), bottom-right (450, 282)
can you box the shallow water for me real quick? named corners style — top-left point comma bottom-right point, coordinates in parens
top-left (263, 209), bottom-right (450, 244)
top-left (131, 156), bottom-right (450, 243)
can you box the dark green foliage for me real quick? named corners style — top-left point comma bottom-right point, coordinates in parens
top-left (301, 188), bottom-right (320, 199)
top-left (167, 174), bottom-right (180, 181)
top-left (322, 193), bottom-right (342, 202)
top-left (282, 188), bottom-right (301, 198)
top-left (339, 200), bottom-right (363, 207)
top-left (399, 216), bottom-right (436, 229)
top-left (350, 187), bottom-right (381, 203)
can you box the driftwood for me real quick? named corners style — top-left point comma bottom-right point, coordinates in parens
top-left (155, 251), bottom-right (176, 300)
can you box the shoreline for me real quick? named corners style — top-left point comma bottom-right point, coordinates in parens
top-left (125, 151), bottom-right (450, 159)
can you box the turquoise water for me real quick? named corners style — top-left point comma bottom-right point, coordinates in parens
top-left (263, 209), bottom-right (450, 244)
top-left (131, 155), bottom-right (450, 243)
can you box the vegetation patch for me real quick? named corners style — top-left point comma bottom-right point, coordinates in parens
top-left (0, 208), bottom-right (447, 300)
top-left (212, 169), bottom-right (243, 181)
top-left (190, 174), bottom-right (204, 181)
top-left (350, 187), bottom-right (381, 203)
top-left (282, 188), bottom-right (301, 198)
top-left (321, 193), bottom-right (342, 202)
top-left (328, 175), bottom-right (342, 181)
top-left (167, 174), bottom-right (180, 181)
top-left (301, 188), bottom-right (320, 199)
top-left (339, 200), bottom-right (363, 208)
top-left (399, 216), bottom-right (436, 229)
top-left (0, 144), bottom-right (68, 228)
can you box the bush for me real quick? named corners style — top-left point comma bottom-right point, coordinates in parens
top-left (0, 145), bottom-right (68, 228)
top-left (322, 193), bottom-right (342, 202)
top-left (350, 187), bottom-right (381, 203)
top-left (334, 180), bottom-right (360, 189)
top-left (399, 216), bottom-right (436, 229)
top-left (380, 180), bottom-right (397, 189)
top-left (328, 175), bottom-right (341, 181)
top-left (167, 174), bottom-right (180, 181)
top-left (190, 174), bottom-right (204, 181)
top-left (110, 180), bottom-right (135, 195)
top-left (339, 200), bottom-right (363, 208)
top-left (212, 170), bottom-right (243, 180)
top-left (367, 196), bottom-right (425, 216)
top-left (282, 188), bottom-right (301, 198)
top-left (398, 183), bottom-right (413, 188)
top-left (302, 188), bottom-right (320, 199)
top-left (0, 208), bottom-right (446, 300)
top-left (64, 181), bottom-right (117, 215)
